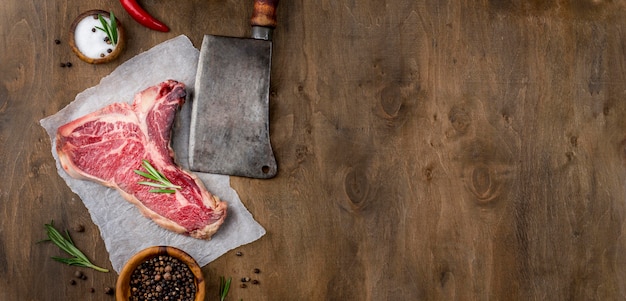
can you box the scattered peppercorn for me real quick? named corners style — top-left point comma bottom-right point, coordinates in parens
top-left (74, 270), bottom-right (84, 279)
top-left (69, 279), bottom-right (76, 285)
top-left (107, 48), bottom-right (113, 53)
top-left (90, 288), bottom-right (96, 293)
top-left (252, 279), bottom-right (259, 285)
top-left (66, 62), bottom-right (72, 68)
top-left (104, 286), bottom-right (114, 295)
top-left (100, 53), bottom-right (106, 58)
top-left (60, 62), bottom-right (66, 68)
top-left (54, 39), bottom-right (61, 44)
top-left (73, 224), bottom-right (85, 232)
top-left (240, 283), bottom-right (247, 288)
top-left (241, 277), bottom-right (250, 283)
top-left (235, 251), bottom-right (243, 256)
top-left (253, 268), bottom-right (260, 274)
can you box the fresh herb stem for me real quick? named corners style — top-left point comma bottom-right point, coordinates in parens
top-left (134, 159), bottom-right (181, 193)
top-left (219, 276), bottom-right (232, 301)
top-left (95, 11), bottom-right (118, 46)
top-left (40, 221), bottom-right (109, 272)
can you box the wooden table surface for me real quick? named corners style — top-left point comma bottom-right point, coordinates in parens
top-left (3, 1), bottom-right (626, 300)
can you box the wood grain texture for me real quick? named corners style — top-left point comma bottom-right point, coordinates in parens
top-left (1, 0), bottom-right (626, 300)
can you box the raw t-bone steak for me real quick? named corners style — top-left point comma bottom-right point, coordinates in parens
top-left (56, 80), bottom-right (227, 240)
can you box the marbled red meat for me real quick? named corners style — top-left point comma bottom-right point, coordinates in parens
top-left (56, 80), bottom-right (227, 240)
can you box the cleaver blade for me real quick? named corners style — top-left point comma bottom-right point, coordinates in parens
top-left (189, 0), bottom-right (279, 179)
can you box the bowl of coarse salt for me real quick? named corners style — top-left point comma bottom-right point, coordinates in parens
top-left (69, 10), bottom-right (125, 64)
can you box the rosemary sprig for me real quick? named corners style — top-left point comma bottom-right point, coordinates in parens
top-left (219, 276), bottom-right (232, 301)
top-left (95, 11), bottom-right (118, 46)
top-left (40, 221), bottom-right (109, 272)
top-left (134, 159), bottom-right (181, 193)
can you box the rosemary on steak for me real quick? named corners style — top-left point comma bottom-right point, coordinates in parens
top-left (95, 11), bottom-right (118, 45)
top-left (40, 221), bottom-right (109, 272)
top-left (134, 159), bottom-right (181, 193)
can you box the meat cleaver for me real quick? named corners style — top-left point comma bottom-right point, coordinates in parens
top-left (189, 0), bottom-right (279, 178)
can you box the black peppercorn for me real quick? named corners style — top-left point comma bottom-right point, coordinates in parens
top-left (253, 268), bottom-right (260, 274)
top-left (69, 279), bottom-right (76, 285)
top-left (54, 39), bottom-right (61, 44)
top-left (74, 270), bottom-right (83, 279)
top-left (104, 286), bottom-right (114, 295)
top-left (66, 62), bottom-right (72, 68)
top-left (235, 251), bottom-right (243, 256)
top-left (73, 224), bottom-right (85, 232)
top-left (252, 279), bottom-right (259, 285)
top-left (60, 63), bottom-right (66, 68)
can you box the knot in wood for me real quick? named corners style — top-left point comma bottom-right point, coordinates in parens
top-left (448, 106), bottom-right (471, 135)
top-left (343, 166), bottom-right (371, 212)
top-left (472, 165), bottom-right (492, 198)
top-left (465, 163), bottom-right (502, 204)
top-left (380, 84), bottom-right (403, 118)
top-left (424, 168), bottom-right (434, 181)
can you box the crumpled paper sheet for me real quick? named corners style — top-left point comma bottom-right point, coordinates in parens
top-left (39, 35), bottom-right (265, 273)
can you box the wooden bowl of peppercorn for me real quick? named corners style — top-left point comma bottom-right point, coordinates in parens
top-left (116, 246), bottom-right (206, 301)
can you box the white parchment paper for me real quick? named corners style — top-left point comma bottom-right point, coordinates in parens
top-left (39, 35), bottom-right (265, 273)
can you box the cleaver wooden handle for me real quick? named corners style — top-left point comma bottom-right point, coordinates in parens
top-left (251, 0), bottom-right (279, 28)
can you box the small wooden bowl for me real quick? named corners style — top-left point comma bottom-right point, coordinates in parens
top-left (116, 246), bottom-right (206, 301)
top-left (69, 10), bottom-right (125, 64)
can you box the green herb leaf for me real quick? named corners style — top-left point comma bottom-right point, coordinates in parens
top-left (96, 12), bottom-right (118, 46)
top-left (219, 276), bottom-right (232, 301)
top-left (41, 221), bottom-right (109, 273)
top-left (150, 189), bottom-right (177, 193)
top-left (134, 159), bottom-right (181, 193)
top-left (137, 181), bottom-right (169, 188)
top-left (110, 11), bottom-right (118, 45)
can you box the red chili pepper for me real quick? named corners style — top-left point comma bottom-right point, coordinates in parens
top-left (120, 0), bottom-right (170, 32)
